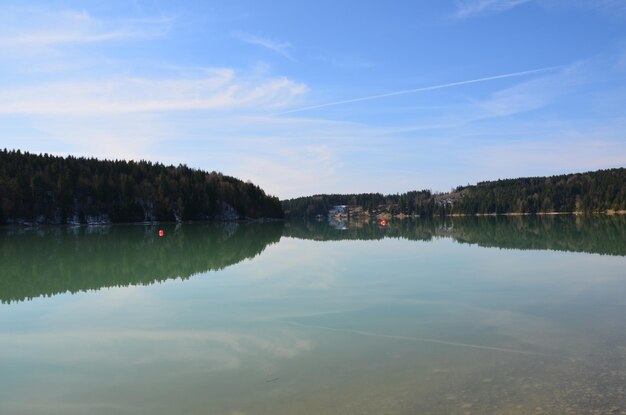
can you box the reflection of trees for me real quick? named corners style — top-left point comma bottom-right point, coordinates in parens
top-left (3, 216), bottom-right (624, 303)
top-left (448, 215), bottom-right (626, 256)
top-left (0, 223), bottom-right (283, 303)
top-left (284, 216), bottom-right (626, 256)
top-left (283, 220), bottom-right (437, 242)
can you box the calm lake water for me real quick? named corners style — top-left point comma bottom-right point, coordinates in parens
top-left (1, 217), bottom-right (626, 414)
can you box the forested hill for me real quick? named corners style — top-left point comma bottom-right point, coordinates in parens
top-left (452, 168), bottom-right (626, 214)
top-left (282, 190), bottom-right (436, 218)
top-left (282, 168), bottom-right (626, 218)
top-left (0, 149), bottom-right (283, 225)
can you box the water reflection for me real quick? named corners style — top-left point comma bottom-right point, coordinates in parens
top-left (0, 223), bottom-right (283, 303)
top-left (1, 216), bottom-right (626, 414)
top-left (2, 216), bottom-right (626, 303)
top-left (286, 215), bottom-right (626, 256)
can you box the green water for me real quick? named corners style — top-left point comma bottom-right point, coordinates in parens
top-left (1, 216), bottom-right (625, 414)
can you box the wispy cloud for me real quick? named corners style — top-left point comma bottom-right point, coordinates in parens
top-left (0, 68), bottom-right (308, 115)
top-left (233, 31), bottom-right (294, 60)
top-left (470, 135), bottom-right (626, 181)
top-left (0, 7), bottom-right (173, 49)
top-left (455, 0), bottom-right (626, 20)
top-left (235, 144), bottom-right (343, 197)
top-left (275, 66), bottom-right (559, 115)
top-left (455, 0), bottom-right (532, 18)
top-left (472, 63), bottom-right (583, 117)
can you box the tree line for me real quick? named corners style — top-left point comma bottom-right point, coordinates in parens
top-left (452, 168), bottom-right (626, 214)
top-left (282, 168), bottom-right (626, 218)
top-left (0, 149), bottom-right (283, 224)
top-left (282, 190), bottom-right (438, 218)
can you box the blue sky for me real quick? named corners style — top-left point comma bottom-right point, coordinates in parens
top-left (1, 0), bottom-right (626, 198)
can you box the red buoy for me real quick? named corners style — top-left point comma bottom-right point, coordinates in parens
top-left (158, 230), bottom-right (165, 237)
top-left (380, 220), bottom-right (387, 226)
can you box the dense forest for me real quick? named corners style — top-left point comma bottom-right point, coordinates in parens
top-left (282, 168), bottom-right (626, 218)
top-left (282, 190), bottom-right (437, 218)
top-left (0, 149), bottom-right (283, 224)
top-left (2, 149), bottom-right (624, 224)
top-left (452, 168), bottom-right (626, 214)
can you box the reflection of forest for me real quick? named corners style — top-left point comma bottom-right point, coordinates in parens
top-left (445, 216), bottom-right (626, 256)
top-left (2, 216), bottom-right (625, 303)
top-left (284, 220), bottom-right (437, 242)
top-left (0, 223), bottom-right (283, 303)
top-left (284, 215), bottom-right (626, 256)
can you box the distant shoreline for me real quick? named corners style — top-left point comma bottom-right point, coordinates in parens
top-left (446, 210), bottom-right (626, 217)
top-left (0, 217), bottom-right (284, 229)
top-left (333, 210), bottom-right (626, 222)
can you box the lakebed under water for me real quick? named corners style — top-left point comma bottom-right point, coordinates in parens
top-left (1, 216), bottom-right (625, 414)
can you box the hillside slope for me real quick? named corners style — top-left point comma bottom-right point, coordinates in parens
top-left (0, 149), bottom-right (283, 225)
top-left (282, 168), bottom-right (626, 218)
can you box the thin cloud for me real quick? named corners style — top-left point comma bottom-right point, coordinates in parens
top-left (275, 66), bottom-right (559, 115)
top-left (455, 0), bottom-right (532, 18)
top-left (455, 0), bottom-right (626, 19)
top-left (233, 31), bottom-right (294, 60)
top-left (0, 69), bottom-right (308, 115)
top-left (472, 136), bottom-right (626, 181)
top-left (0, 7), bottom-right (173, 49)
top-left (475, 70), bottom-right (572, 116)
top-left (1, 31), bottom-right (138, 47)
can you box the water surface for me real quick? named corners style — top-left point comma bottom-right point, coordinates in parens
top-left (1, 217), bottom-right (625, 414)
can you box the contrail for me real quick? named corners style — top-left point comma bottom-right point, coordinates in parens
top-left (275, 66), bottom-right (560, 115)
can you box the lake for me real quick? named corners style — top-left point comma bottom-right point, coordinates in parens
top-left (1, 216), bottom-right (626, 414)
